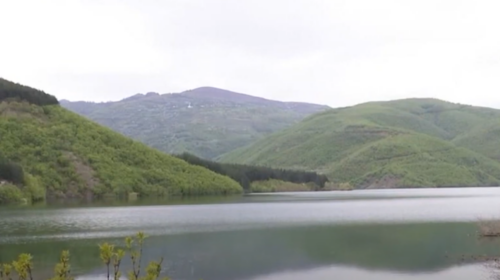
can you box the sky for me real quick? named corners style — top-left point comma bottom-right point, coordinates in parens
top-left (1, 0), bottom-right (500, 108)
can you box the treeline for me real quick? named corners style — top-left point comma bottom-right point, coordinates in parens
top-left (0, 78), bottom-right (59, 106)
top-left (175, 152), bottom-right (329, 191)
top-left (0, 152), bottom-right (24, 184)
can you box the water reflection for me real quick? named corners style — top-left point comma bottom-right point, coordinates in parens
top-left (2, 188), bottom-right (500, 279)
top-left (248, 264), bottom-right (488, 280)
top-left (1, 222), bottom-right (498, 280)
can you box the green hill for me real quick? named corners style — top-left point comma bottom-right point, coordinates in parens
top-left (0, 78), bottom-right (242, 204)
top-left (221, 98), bottom-right (500, 188)
top-left (60, 87), bottom-right (328, 159)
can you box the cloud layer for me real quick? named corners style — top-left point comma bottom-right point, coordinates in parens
top-left (1, 0), bottom-right (500, 108)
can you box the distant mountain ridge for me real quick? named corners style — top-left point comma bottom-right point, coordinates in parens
top-left (61, 87), bottom-right (329, 159)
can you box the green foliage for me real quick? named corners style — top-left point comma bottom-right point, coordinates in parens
top-left (175, 152), bottom-right (329, 191)
top-left (338, 182), bottom-right (354, 190)
top-left (61, 87), bottom-right (328, 159)
top-left (23, 174), bottom-right (46, 202)
top-left (0, 78), bottom-right (58, 106)
top-left (0, 152), bottom-right (24, 185)
top-left (0, 232), bottom-right (169, 280)
top-left (250, 179), bottom-right (315, 193)
top-left (221, 98), bottom-right (500, 188)
top-left (0, 79), bottom-right (242, 204)
top-left (98, 232), bottom-right (169, 280)
top-left (323, 182), bottom-right (354, 191)
top-left (50, 251), bottom-right (73, 280)
top-left (0, 155), bottom-right (45, 203)
top-left (0, 183), bottom-right (24, 204)
top-left (12, 254), bottom-right (34, 280)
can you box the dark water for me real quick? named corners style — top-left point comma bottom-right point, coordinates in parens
top-left (1, 188), bottom-right (500, 279)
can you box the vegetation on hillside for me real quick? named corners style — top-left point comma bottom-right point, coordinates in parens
top-left (0, 152), bottom-right (24, 185)
top-left (250, 179), bottom-right (315, 193)
top-left (175, 152), bottom-right (328, 191)
top-left (0, 183), bottom-right (25, 204)
top-left (322, 182), bottom-right (354, 191)
top-left (221, 98), bottom-right (500, 188)
top-left (61, 87), bottom-right (328, 159)
top-left (0, 79), bottom-right (242, 204)
top-left (0, 78), bottom-right (59, 106)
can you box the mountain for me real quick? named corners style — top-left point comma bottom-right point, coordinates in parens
top-left (220, 98), bottom-right (500, 188)
top-left (0, 78), bottom-right (241, 204)
top-left (60, 87), bottom-right (329, 159)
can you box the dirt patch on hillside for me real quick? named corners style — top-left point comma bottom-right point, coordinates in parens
top-left (365, 175), bottom-right (401, 189)
top-left (64, 152), bottom-right (100, 200)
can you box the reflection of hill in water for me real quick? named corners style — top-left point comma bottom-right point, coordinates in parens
top-left (144, 222), bottom-right (498, 280)
top-left (4, 222), bottom-right (494, 280)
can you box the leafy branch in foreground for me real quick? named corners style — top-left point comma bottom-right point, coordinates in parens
top-left (0, 253), bottom-right (34, 280)
top-left (99, 232), bottom-right (168, 280)
top-left (0, 232), bottom-right (169, 280)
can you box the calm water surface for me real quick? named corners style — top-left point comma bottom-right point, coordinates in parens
top-left (1, 187), bottom-right (500, 280)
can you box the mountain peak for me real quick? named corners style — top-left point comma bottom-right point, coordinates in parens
top-left (181, 87), bottom-right (271, 104)
top-left (145, 92), bottom-right (160, 97)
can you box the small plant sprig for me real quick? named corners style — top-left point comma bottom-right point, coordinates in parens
top-left (1, 263), bottom-right (13, 280)
top-left (99, 232), bottom-right (169, 280)
top-left (2, 232), bottom-right (169, 280)
top-left (50, 251), bottom-right (73, 280)
top-left (0, 253), bottom-right (35, 280)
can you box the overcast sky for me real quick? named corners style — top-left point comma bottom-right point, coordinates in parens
top-left (1, 0), bottom-right (500, 108)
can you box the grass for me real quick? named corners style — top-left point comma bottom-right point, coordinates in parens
top-left (221, 98), bottom-right (500, 188)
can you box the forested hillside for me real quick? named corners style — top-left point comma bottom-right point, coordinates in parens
top-left (0, 78), bottom-right (242, 204)
top-left (61, 87), bottom-right (328, 159)
top-left (0, 78), bottom-right (59, 105)
top-left (221, 98), bottom-right (500, 188)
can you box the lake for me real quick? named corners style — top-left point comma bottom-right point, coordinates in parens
top-left (1, 187), bottom-right (500, 280)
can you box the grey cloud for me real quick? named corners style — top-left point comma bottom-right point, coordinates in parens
top-left (1, 0), bottom-right (500, 108)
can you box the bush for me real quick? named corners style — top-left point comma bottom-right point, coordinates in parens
top-left (0, 153), bottom-right (24, 185)
top-left (0, 183), bottom-right (24, 204)
top-left (23, 174), bottom-right (46, 202)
